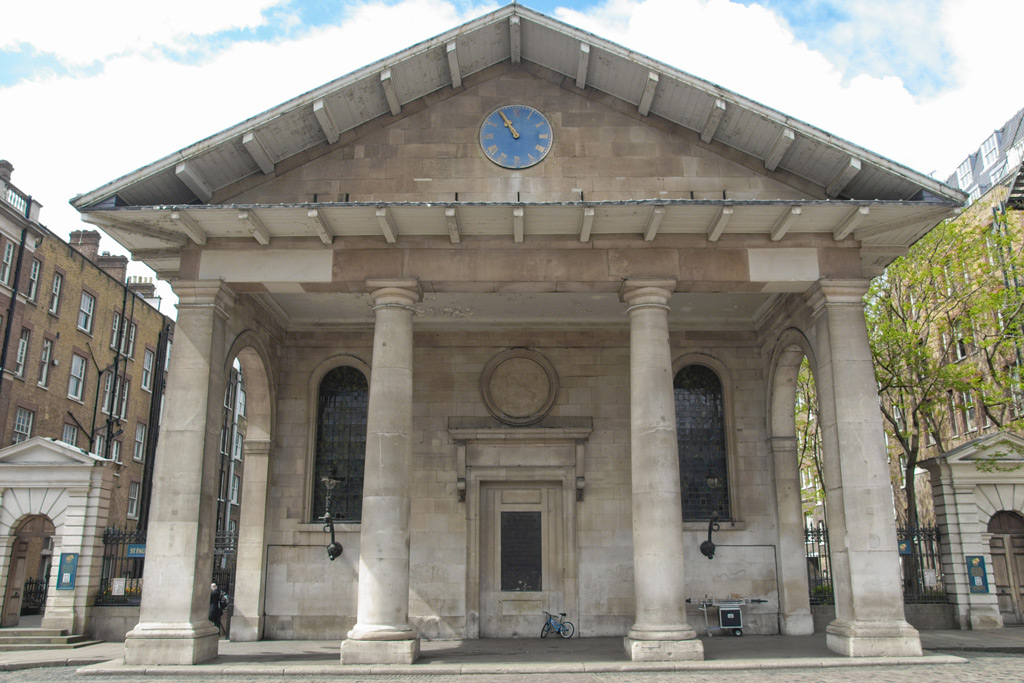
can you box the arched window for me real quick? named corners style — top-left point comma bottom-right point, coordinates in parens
top-left (674, 364), bottom-right (730, 520)
top-left (312, 366), bottom-right (368, 522)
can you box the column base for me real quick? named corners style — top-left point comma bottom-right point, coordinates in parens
top-left (624, 636), bottom-right (704, 662)
top-left (124, 622), bottom-right (220, 665)
top-left (825, 619), bottom-right (922, 657)
top-left (968, 609), bottom-right (1003, 629)
top-left (341, 637), bottom-right (420, 664)
top-left (227, 614), bottom-right (263, 642)
top-left (779, 612), bottom-right (815, 635)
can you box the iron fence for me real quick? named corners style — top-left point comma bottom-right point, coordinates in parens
top-left (95, 526), bottom-right (146, 606)
top-left (212, 531), bottom-right (238, 598)
top-left (805, 523), bottom-right (948, 605)
top-left (20, 577), bottom-right (47, 614)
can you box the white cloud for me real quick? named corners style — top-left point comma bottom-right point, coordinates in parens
top-left (0, 1), bottom-right (287, 66)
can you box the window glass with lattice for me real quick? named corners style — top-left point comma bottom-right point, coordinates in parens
top-left (674, 364), bottom-right (730, 520)
top-left (312, 366), bottom-right (368, 522)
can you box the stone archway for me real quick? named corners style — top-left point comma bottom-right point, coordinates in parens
top-left (988, 511), bottom-right (1024, 624)
top-left (224, 332), bottom-right (276, 642)
top-left (2, 515), bottom-right (55, 627)
top-left (766, 328), bottom-right (817, 635)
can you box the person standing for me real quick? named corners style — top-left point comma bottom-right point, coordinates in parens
top-left (209, 582), bottom-right (228, 636)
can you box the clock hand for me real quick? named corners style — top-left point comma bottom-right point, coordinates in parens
top-left (498, 111), bottom-right (520, 139)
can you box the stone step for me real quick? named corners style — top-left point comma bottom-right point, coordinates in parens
top-left (0, 628), bottom-right (68, 638)
top-left (0, 639), bottom-right (103, 651)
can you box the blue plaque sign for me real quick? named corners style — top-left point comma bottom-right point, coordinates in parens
top-left (126, 544), bottom-right (146, 558)
top-left (898, 540), bottom-right (911, 555)
top-left (966, 555), bottom-right (989, 594)
top-left (56, 552), bottom-right (79, 590)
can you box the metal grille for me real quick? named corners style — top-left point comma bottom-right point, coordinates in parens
top-left (898, 525), bottom-right (948, 603)
top-left (674, 365), bottom-right (730, 520)
top-left (95, 526), bottom-right (146, 606)
top-left (500, 511), bottom-right (542, 592)
top-left (213, 531), bottom-right (237, 599)
top-left (312, 366), bottom-right (368, 522)
top-left (804, 522), bottom-right (833, 605)
top-left (21, 577), bottom-right (47, 614)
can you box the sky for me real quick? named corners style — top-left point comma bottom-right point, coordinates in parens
top-left (1, 0), bottom-right (1022, 315)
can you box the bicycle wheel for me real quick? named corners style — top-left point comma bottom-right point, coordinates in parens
top-left (541, 622), bottom-right (551, 638)
top-left (559, 620), bottom-right (575, 638)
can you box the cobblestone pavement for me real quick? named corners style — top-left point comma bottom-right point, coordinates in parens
top-left (4, 653), bottom-right (1024, 683)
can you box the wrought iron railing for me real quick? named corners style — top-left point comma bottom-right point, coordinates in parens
top-left (212, 531), bottom-right (238, 599)
top-left (21, 577), bottom-right (48, 614)
top-left (805, 523), bottom-right (948, 605)
top-left (95, 526), bottom-right (146, 606)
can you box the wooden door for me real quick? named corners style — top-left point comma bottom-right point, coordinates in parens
top-left (988, 511), bottom-right (1024, 624)
top-left (2, 543), bottom-right (28, 627)
top-left (479, 483), bottom-right (565, 637)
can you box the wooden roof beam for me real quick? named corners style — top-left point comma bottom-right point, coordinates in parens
top-left (174, 162), bottom-right (213, 203)
top-left (643, 207), bottom-right (665, 241)
top-left (826, 157), bottom-right (862, 198)
top-left (764, 128), bottom-right (795, 171)
top-left (446, 42), bottom-right (462, 89)
top-left (170, 210), bottom-right (208, 245)
top-left (833, 205), bottom-right (869, 241)
top-left (579, 206), bottom-right (595, 242)
top-left (706, 206), bottom-right (734, 242)
top-left (238, 210), bottom-right (271, 245)
top-left (376, 207), bottom-right (398, 243)
top-left (313, 99), bottom-right (339, 144)
top-left (445, 207), bottom-right (461, 244)
top-left (770, 206), bottom-right (801, 241)
top-left (638, 71), bottom-right (659, 116)
top-left (700, 99), bottom-right (726, 143)
top-left (242, 131), bottom-right (275, 175)
top-left (82, 213), bottom-right (187, 247)
top-left (306, 209), bottom-right (334, 245)
top-left (510, 16), bottom-right (521, 63)
top-left (381, 69), bottom-right (401, 116)
top-left (576, 43), bottom-right (590, 89)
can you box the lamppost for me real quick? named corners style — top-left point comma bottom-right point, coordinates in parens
top-left (321, 476), bottom-right (343, 561)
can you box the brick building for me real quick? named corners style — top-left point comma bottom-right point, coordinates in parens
top-left (0, 160), bottom-right (173, 632)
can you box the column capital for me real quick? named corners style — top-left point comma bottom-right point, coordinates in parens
top-left (243, 439), bottom-right (273, 457)
top-left (804, 279), bottom-right (870, 317)
top-left (619, 279), bottom-right (676, 310)
top-left (170, 280), bottom-right (236, 318)
top-left (366, 279), bottom-right (422, 309)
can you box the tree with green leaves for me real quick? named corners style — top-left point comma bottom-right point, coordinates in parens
top-left (866, 203), bottom-right (1024, 531)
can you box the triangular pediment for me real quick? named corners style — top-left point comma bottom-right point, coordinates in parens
top-left (929, 431), bottom-right (1024, 467)
top-left (0, 437), bottom-right (105, 467)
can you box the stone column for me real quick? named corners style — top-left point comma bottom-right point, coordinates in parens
top-left (620, 281), bottom-right (703, 662)
top-left (807, 280), bottom-right (921, 657)
top-left (230, 439), bottom-right (273, 641)
top-left (768, 436), bottom-right (814, 635)
top-left (341, 280), bottom-right (421, 665)
top-left (124, 281), bottom-right (233, 665)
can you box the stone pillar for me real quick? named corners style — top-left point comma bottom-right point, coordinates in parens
top-left (341, 280), bottom-right (421, 665)
top-left (230, 439), bottom-right (273, 641)
top-left (124, 281), bottom-right (233, 665)
top-left (921, 461), bottom-right (1002, 629)
top-left (620, 281), bottom-right (703, 662)
top-left (768, 436), bottom-right (814, 635)
top-left (807, 280), bottom-right (921, 657)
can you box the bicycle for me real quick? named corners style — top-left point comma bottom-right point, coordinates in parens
top-left (540, 610), bottom-right (575, 638)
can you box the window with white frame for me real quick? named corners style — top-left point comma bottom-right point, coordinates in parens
top-left (94, 432), bottom-right (106, 458)
top-left (14, 328), bottom-right (30, 377)
top-left (110, 312), bottom-right (121, 349)
top-left (127, 481), bottom-right (140, 519)
top-left (102, 374), bottom-right (129, 418)
top-left (969, 187), bottom-right (982, 204)
top-left (102, 373), bottom-right (114, 414)
top-left (233, 430), bottom-right (243, 460)
top-left (62, 423), bottom-right (78, 447)
top-left (124, 322), bottom-right (136, 357)
top-left (982, 134), bottom-right (999, 169)
top-left (110, 439), bottom-right (122, 462)
top-left (947, 391), bottom-right (960, 436)
top-left (38, 337), bottom-right (52, 387)
top-left (0, 242), bottom-right (14, 285)
top-left (26, 259), bottom-right (40, 301)
top-left (48, 272), bottom-right (62, 314)
top-left (77, 291), bottom-right (95, 333)
top-left (134, 423), bottom-right (146, 462)
top-left (68, 354), bottom-right (87, 400)
top-left (12, 408), bottom-right (33, 444)
top-left (962, 391), bottom-right (977, 432)
top-left (230, 474), bottom-right (241, 504)
top-left (142, 349), bottom-right (154, 391)
top-left (956, 158), bottom-right (974, 190)
top-left (118, 378), bottom-right (130, 418)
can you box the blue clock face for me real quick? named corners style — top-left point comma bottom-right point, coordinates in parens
top-left (480, 105), bottom-right (553, 169)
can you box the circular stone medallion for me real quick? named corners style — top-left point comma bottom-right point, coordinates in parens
top-left (481, 350), bottom-right (558, 425)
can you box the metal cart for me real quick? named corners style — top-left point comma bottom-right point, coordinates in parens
top-left (693, 597), bottom-right (767, 637)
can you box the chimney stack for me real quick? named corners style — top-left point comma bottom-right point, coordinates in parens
top-left (69, 230), bottom-right (101, 261)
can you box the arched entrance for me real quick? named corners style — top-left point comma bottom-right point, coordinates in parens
top-left (988, 510), bottom-right (1024, 624)
top-left (2, 515), bottom-right (55, 627)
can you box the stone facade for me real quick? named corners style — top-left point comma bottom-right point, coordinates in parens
top-left (71, 5), bottom-right (963, 666)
